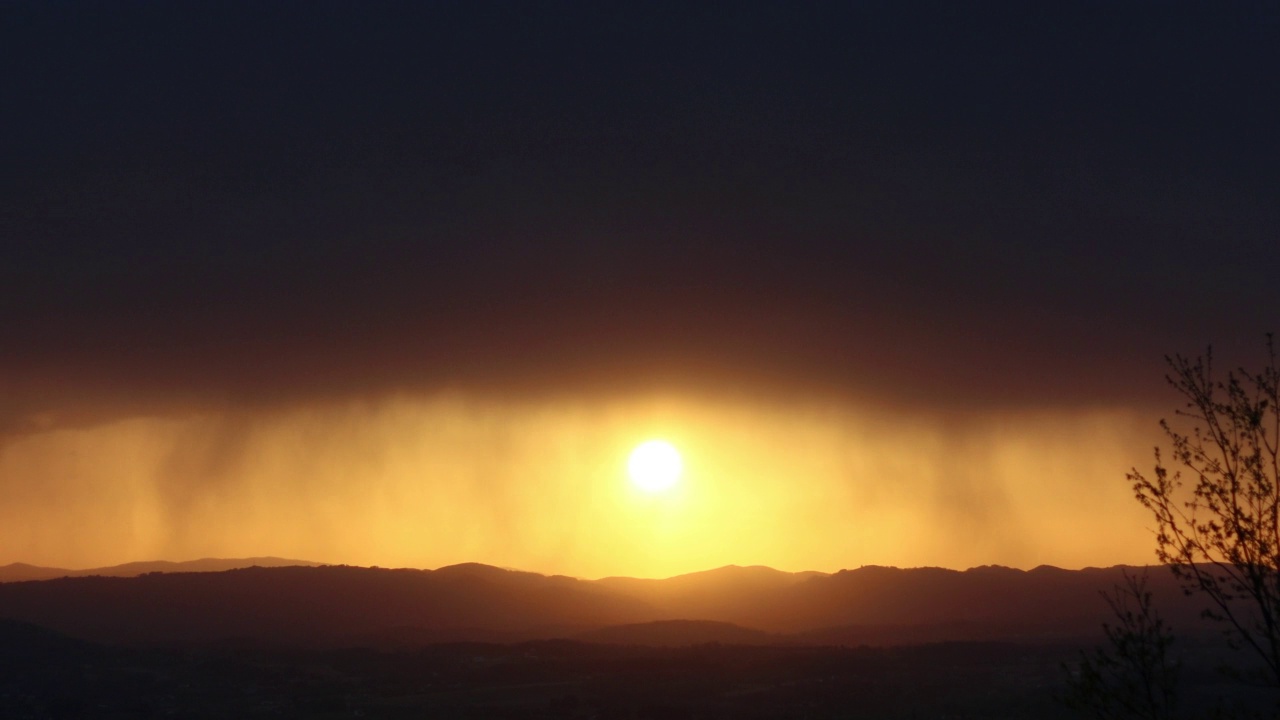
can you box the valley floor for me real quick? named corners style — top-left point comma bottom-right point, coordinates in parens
top-left (5, 627), bottom-right (1279, 719)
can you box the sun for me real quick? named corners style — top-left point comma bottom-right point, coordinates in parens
top-left (628, 439), bottom-right (683, 492)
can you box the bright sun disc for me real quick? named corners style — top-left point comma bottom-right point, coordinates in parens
top-left (628, 440), bottom-right (683, 492)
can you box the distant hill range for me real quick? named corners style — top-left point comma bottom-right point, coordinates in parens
top-left (0, 557), bottom-right (320, 582)
top-left (0, 560), bottom-right (1230, 648)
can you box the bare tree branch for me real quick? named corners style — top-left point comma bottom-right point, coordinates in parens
top-left (1128, 337), bottom-right (1280, 685)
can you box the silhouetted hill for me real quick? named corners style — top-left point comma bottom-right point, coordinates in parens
top-left (0, 562), bottom-right (1230, 647)
top-left (0, 556), bottom-right (319, 582)
top-left (577, 619), bottom-right (778, 646)
top-left (596, 563), bottom-right (1187, 639)
top-left (597, 564), bottom-right (827, 622)
top-left (0, 562), bottom-right (67, 582)
top-left (0, 618), bottom-right (94, 659)
top-left (0, 564), bottom-right (661, 645)
top-left (753, 564), bottom-right (1217, 641)
top-left (597, 564), bottom-right (824, 597)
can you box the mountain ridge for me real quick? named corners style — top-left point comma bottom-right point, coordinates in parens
top-left (0, 556), bottom-right (321, 583)
top-left (0, 560), bottom-right (1224, 648)
top-left (1, 557), bottom-right (1072, 584)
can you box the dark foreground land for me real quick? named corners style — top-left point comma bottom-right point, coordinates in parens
top-left (5, 621), bottom-right (1277, 720)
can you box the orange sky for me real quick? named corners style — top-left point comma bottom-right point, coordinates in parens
top-left (0, 392), bottom-right (1161, 578)
top-left (6, 5), bottom-right (1276, 581)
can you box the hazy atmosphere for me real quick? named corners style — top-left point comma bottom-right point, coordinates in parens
top-left (4, 2), bottom-right (1277, 577)
top-left (0, 395), bottom-right (1158, 576)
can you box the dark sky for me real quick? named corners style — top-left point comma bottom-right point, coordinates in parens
top-left (5, 1), bottom-right (1279, 433)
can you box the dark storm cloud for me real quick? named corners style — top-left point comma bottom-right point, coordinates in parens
top-left (4, 1), bottom-right (1278, 430)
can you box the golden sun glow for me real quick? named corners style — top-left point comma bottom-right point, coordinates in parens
top-left (0, 395), bottom-right (1158, 578)
top-left (627, 439), bottom-right (683, 492)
